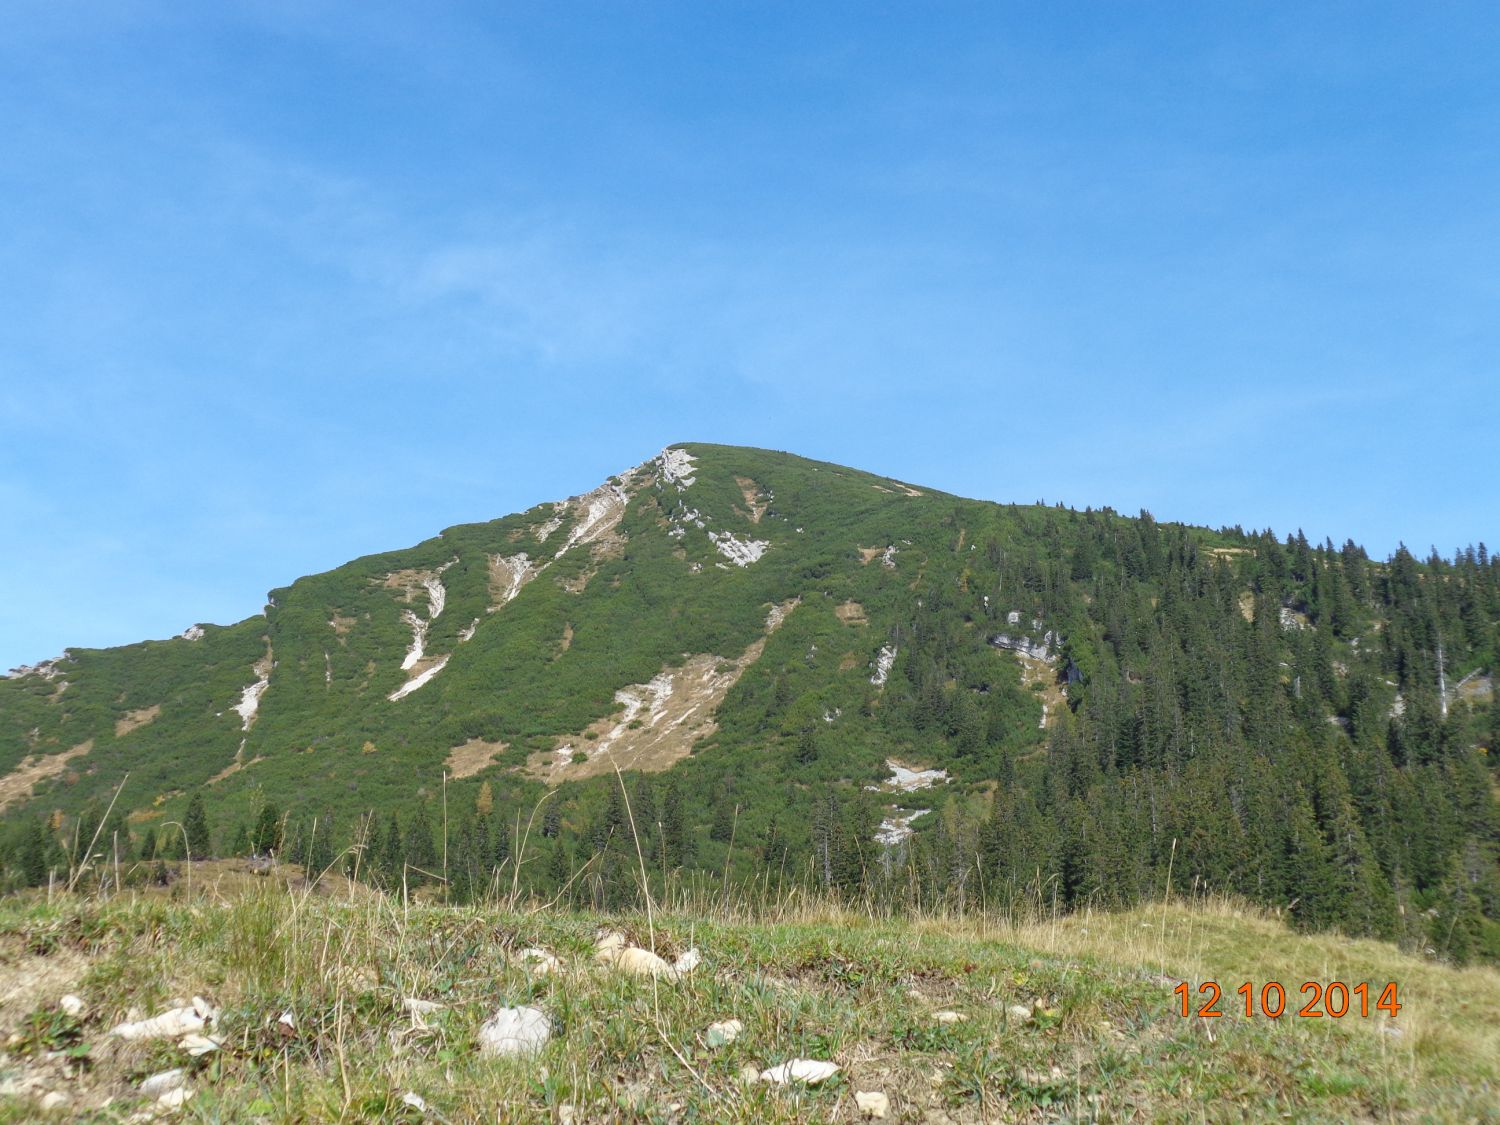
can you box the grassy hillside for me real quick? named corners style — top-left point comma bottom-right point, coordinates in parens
top-left (3, 443), bottom-right (1497, 963)
top-left (0, 883), bottom-right (1495, 1122)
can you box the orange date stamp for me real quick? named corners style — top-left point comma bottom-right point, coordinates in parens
top-left (1174, 980), bottom-right (1401, 1019)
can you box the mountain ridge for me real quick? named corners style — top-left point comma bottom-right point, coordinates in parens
top-left (2, 442), bottom-right (1496, 963)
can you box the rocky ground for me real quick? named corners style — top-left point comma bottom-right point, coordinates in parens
top-left (0, 880), bottom-right (1496, 1122)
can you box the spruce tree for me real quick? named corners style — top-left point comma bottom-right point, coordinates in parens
top-left (20, 817), bottom-right (48, 887)
top-left (251, 803), bottom-right (282, 856)
top-left (405, 806), bottom-right (438, 885)
top-left (184, 794), bottom-right (211, 860)
top-left (379, 813), bottom-right (404, 887)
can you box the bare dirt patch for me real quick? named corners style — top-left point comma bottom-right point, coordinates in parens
top-left (113, 704), bottom-right (160, 739)
top-left (488, 553), bottom-right (540, 612)
top-left (530, 601), bottom-right (798, 782)
top-left (207, 754), bottom-right (263, 785)
top-left (835, 601), bottom-right (868, 625)
top-left (735, 476), bottom-right (769, 523)
top-left (1209, 547), bottom-right (1254, 560)
top-left (329, 613), bottom-right (357, 637)
top-left (0, 940), bottom-right (89, 1035)
top-left (839, 652), bottom-right (860, 672)
top-left (1014, 652), bottom-right (1067, 730)
top-left (556, 623), bottom-right (574, 655)
top-left (1238, 592), bottom-right (1255, 622)
top-left (0, 740), bottom-right (93, 812)
top-left (858, 547), bottom-right (884, 564)
top-left (380, 567), bottom-right (437, 604)
top-left (446, 738), bottom-right (509, 779)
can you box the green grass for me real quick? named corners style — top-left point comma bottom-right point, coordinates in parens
top-left (1, 885), bottom-right (1495, 1122)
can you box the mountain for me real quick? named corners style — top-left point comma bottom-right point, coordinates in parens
top-left (2, 444), bottom-right (1497, 960)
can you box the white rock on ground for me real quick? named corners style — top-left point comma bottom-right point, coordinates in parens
top-left (708, 530), bottom-right (770, 567)
top-left (232, 669), bottom-right (270, 731)
top-left (139, 1069), bottom-right (185, 1097)
top-left (593, 932), bottom-right (702, 981)
top-left (705, 1019), bottom-right (743, 1047)
top-left (658, 447), bottom-right (697, 489)
top-left (39, 1091), bottom-right (70, 1112)
top-left (180, 1032), bottom-right (222, 1056)
top-left (155, 1087), bottom-right (195, 1110)
top-left (855, 1090), bottom-right (891, 1118)
top-left (513, 948), bottom-right (561, 975)
top-left (111, 997), bottom-right (215, 1041)
top-left (389, 655), bottom-right (450, 702)
top-left (1007, 1004), bottom-right (1033, 1023)
top-left (933, 1010), bottom-right (967, 1024)
top-left (759, 1059), bottom-right (841, 1085)
top-left (874, 809), bottom-right (929, 846)
top-left (870, 644), bottom-right (897, 685)
top-left (59, 994), bottom-right (85, 1017)
top-left (478, 1007), bottom-right (551, 1058)
top-left (866, 760), bottom-right (949, 793)
top-left (555, 481), bottom-right (630, 558)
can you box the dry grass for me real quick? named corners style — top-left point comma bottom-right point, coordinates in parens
top-left (0, 880), bottom-right (1494, 1123)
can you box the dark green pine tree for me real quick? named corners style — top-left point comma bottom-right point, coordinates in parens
top-left (491, 813), bottom-right (510, 879)
top-left (20, 817), bottom-right (48, 887)
top-left (136, 826), bottom-right (159, 862)
top-left (251, 802), bottom-right (283, 856)
top-left (184, 794), bottom-right (212, 860)
top-left (449, 815), bottom-right (478, 904)
top-left (547, 838), bottom-right (570, 889)
top-left (1281, 790), bottom-right (1336, 930)
top-left (660, 781), bottom-right (692, 868)
top-left (378, 812), bottom-right (404, 887)
top-left (305, 814), bottom-right (334, 878)
top-left (709, 796), bottom-right (736, 843)
top-left (404, 806), bottom-right (438, 885)
top-left (71, 800), bottom-right (103, 869)
top-left (541, 806), bottom-right (561, 838)
top-left (346, 812), bottom-right (376, 880)
top-left (795, 724), bottom-right (820, 764)
top-left (1429, 852), bottom-right (1488, 966)
top-left (631, 776), bottom-right (658, 859)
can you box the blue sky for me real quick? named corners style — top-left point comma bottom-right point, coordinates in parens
top-left (2, 3), bottom-right (1497, 669)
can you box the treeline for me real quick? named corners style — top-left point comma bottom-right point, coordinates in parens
top-left (2, 515), bottom-right (1496, 964)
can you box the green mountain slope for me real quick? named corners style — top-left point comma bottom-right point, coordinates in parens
top-left (2, 444), bottom-right (1497, 959)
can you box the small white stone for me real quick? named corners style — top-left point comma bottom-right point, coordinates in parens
top-left (513, 948), bottom-right (561, 976)
top-left (39, 1091), bottom-right (70, 1112)
top-left (705, 1018), bottom-right (743, 1047)
top-left (180, 1032), bottom-right (222, 1056)
top-left (140, 1069), bottom-right (185, 1097)
top-left (760, 1059), bottom-right (841, 1085)
top-left (58, 994), bottom-right (85, 1017)
top-left (156, 1087), bottom-right (195, 1109)
top-left (855, 1090), bottom-right (890, 1118)
top-left (1007, 1004), bottom-right (1033, 1023)
top-left (478, 1006), bottom-right (551, 1057)
top-left (401, 1092), bottom-right (427, 1112)
top-left (933, 1010), bottom-right (966, 1024)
